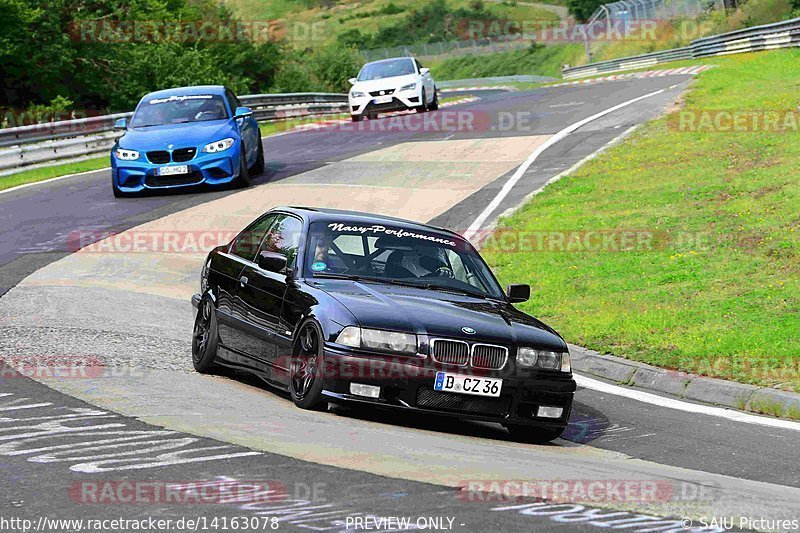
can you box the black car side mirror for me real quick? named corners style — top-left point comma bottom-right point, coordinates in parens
top-left (257, 251), bottom-right (288, 274)
top-left (506, 284), bottom-right (530, 303)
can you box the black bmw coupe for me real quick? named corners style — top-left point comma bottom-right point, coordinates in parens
top-left (191, 207), bottom-right (575, 443)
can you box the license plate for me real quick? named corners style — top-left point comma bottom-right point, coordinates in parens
top-left (373, 95), bottom-right (392, 104)
top-left (434, 372), bottom-right (502, 397)
top-left (157, 165), bottom-right (188, 176)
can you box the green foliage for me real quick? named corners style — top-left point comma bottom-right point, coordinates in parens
top-left (0, 0), bottom-right (285, 112)
top-left (273, 44), bottom-right (361, 93)
top-left (566, 0), bottom-right (604, 22)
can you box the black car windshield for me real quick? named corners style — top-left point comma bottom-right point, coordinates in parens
top-left (357, 59), bottom-right (416, 81)
top-left (130, 94), bottom-right (229, 127)
top-left (304, 221), bottom-right (505, 300)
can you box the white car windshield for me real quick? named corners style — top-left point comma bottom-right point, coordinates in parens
top-left (357, 59), bottom-right (416, 81)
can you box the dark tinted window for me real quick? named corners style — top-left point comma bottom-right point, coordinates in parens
top-left (225, 88), bottom-right (241, 112)
top-left (230, 215), bottom-right (276, 261)
top-left (260, 215), bottom-right (303, 268)
top-left (130, 94), bottom-right (229, 128)
top-left (304, 221), bottom-right (504, 299)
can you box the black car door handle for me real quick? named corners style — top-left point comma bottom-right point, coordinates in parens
top-left (239, 275), bottom-right (248, 287)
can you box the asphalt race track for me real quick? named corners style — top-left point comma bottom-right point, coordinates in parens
top-left (1, 76), bottom-right (799, 531)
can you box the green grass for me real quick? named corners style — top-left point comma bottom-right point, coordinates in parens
top-left (429, 44), bottom-right (585, 80)
top-left (0, 157), bottom-right (109, 192)
top-left (227, 0), bottom-right (560, 48)
top-left (482, 49), bottom-right (800, 392)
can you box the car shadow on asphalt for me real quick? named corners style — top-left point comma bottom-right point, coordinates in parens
top-left (216, 365), bottom-right (609, 448)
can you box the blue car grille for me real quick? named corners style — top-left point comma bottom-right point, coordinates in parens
top-left (173, 147), bottom-right (196, 162)
top-left (146, 151), bottom-right (170, 164)
top-left (145, 147), bottom-right (196, 164)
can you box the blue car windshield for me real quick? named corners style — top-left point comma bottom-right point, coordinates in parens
top-left (304, 221), bottom-right (506, 300)
top-left (357, 59), bottom-right (416, 81)
top-left (130, 94), bottom-right (229, 128)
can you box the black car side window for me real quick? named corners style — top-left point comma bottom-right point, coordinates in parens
top-left (259, 215), bottom-right (303, 268)
top-left (230, 215), bottom-right (276, 261)
top-left (225, 88), bottom-right (241, 112)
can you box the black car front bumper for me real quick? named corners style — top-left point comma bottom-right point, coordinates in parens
top-left (320, 344), bottom-right (575, 429)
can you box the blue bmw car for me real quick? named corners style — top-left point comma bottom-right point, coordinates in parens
top-left (110, 85), bottom-right (263, 197)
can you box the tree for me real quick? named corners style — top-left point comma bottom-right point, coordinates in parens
top-left (567, 0), bottom-right (606, 22)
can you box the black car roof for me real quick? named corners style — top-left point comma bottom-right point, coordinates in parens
top-left (279, 206), bottom-right (465, 242)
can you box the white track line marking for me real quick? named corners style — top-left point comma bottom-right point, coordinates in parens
top-left (0, 167), bottom-right (110, 196)
top-left (464, 85), bottom-right (672, 241)
top-left (576, 374), bottom-right (800, 432)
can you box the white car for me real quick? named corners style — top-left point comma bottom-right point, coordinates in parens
top-left (348, 57), bottom-right (438, 122)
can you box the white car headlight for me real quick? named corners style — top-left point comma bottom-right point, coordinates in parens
top-left (201, 138), bottom-right (235, 154)
top-left (115, 148), bottom-right (140, 161)
top-left (516, 348), bottom-right (570, 372)
top-left (350, 91), bottom-right (367, 98)
top-left (399, 82), bottom-right (417, 92)
top-left (336, 326), bottom-right (417, 355)
top-left (517, 347), bottom-right (538, 367)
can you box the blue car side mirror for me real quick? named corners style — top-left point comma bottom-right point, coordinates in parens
top-left (234, 106), bottom-right (253, 120)
top-left (113, 117), bottom-right (127, 130)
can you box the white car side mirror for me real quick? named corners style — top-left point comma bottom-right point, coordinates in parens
top-left (348, 77), bottom-right (357, 85)
top-left (419, 68), bottom-right (430, 75)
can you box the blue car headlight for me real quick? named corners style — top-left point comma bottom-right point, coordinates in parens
top-left (115, 148), bottom-right (140, 161)
top-left (202, 138), bottom-right (235, 154)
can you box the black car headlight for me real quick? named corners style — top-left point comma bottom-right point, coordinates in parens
top-left (336, 326), bottom-right (417, 355)
top-left (517, 348), bottom-right (571, 373)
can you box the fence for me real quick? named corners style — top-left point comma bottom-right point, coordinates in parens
top-left (563, 16), bottom-right (800, 78)
top-left (587, 0), bottom-right (724, 26)
top-left (0, 93), bottom-right (348, 174)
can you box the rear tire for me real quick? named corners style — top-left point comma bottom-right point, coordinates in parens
top-left (505, 424), bottom-right (565, 444)
top-left (289, 321), bottom-right (327, 410)
top-left (351, 114), bottom-right (363, 122)
top-left (192, 297), bottom-right (220, 373)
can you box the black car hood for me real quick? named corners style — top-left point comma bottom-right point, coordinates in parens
top-left (312, 279), bottom-right (566, 351)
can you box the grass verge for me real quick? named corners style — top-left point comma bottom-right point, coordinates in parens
top-left (482, 49), bottom-right (800, 392)
top-left (0, 157), bottom-right (109, 192)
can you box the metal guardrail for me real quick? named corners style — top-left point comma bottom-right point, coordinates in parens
top-left (0, 93), bottom-right (348, 174)
top-left (563, 16), bottom-right (800, 79)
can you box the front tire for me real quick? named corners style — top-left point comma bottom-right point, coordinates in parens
top-left (415, 89), bottom-right (428, 113)
top-left (192, 297), bottom-right (220, 373)
top-left (232, 151), bottom-right (250, 189)
top-left (249, 136), bottom-right (264, 176)
top-left (505, 424), bottom-right (565, 444)
top-left (351, 114), bottom-right (363, 122)
top-left (289, 321), bottom-right (327, 410)
top-left (428, 89), bottom-right (439, 111)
